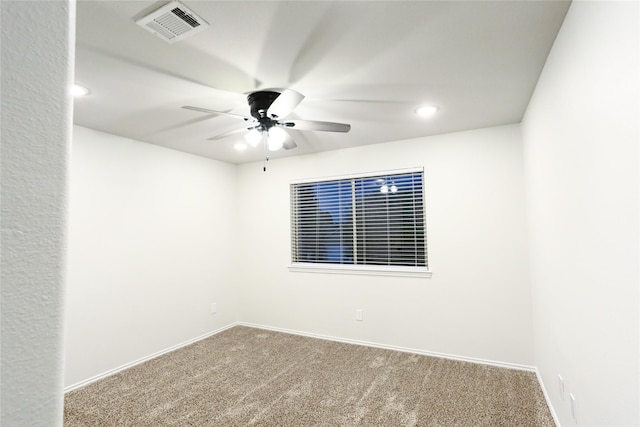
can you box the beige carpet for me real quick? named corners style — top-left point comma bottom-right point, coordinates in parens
top-left (64, 326), bottom-right (555, 426)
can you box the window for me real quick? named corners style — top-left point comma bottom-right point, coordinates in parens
top-left (290, 168), bottom-right (428, 275)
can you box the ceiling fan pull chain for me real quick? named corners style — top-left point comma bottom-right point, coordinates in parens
top-left (263, 135), bottom-right (269, 172)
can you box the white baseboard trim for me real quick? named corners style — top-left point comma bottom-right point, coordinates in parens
top-left (65, 321), bottom-right (544, 403)
top-left (535, 369), bottom-right (561, 427)
top-left (64, 323), bottom-right (237, 393)
top-left (237, 321), bottom-right (537, 372)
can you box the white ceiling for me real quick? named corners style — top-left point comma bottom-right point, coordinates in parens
top-left (73, 0), bottom-right (570, 164)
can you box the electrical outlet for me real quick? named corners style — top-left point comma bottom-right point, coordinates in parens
top-left (558, 374), bottom-right (565, 400)
top-left (355, 309), bottom-right (363, 321)
top-left (569, 393), bottom-right (577, 422)
top-left (211, 302), bottom-right (217, 314)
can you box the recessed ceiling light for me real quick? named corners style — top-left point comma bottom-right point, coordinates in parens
top-left (416, 105), bottom-right (439, 117)
top-left (72, 84), bottom-right (90, 97)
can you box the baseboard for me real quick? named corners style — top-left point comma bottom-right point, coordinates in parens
top-left (237, 321), bottom-right (537, 372)
top-left (64, 322), bottom-right (238, 393)
top-left (65, 321), bottom-right (544, 402)
top-left (535, 369), bottom-right (561, 427)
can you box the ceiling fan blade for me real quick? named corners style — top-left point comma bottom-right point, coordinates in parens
top-left (182, 106), bottom-right (250, 121)
top-left (267, 89), bottom-right (305, 119)
top-left (207, 128), bottom-right (249, 141)
top-left (284, 119), bottom-right (351, 133)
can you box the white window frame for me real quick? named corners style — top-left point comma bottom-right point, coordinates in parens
top-left (289, 167), bottom-right (431, 278)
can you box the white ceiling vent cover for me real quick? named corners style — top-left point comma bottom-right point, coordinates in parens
top-left (136, 1), bottom-right (209, 43)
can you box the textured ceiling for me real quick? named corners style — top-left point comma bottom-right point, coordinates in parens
top-left (73, 1), bottom-right (571, 164)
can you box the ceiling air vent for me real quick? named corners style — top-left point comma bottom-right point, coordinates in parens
top-left (136, 1), bottom-right (209, 43)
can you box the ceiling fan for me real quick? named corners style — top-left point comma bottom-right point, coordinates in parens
top-left (182, 89), bottom-right (351, 152)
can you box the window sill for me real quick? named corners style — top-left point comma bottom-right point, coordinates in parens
top-left (288, 263), bottom-right (432, 278)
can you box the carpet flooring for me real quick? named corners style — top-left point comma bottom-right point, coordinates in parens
top-left (64, 326), bottom-right (555, 426)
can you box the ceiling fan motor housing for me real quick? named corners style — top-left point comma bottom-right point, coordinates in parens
top-left (247, 91), bottom-right (281, 119)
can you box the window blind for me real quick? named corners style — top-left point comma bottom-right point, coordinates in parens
top-left (290, 170), bottom-right (427, 268)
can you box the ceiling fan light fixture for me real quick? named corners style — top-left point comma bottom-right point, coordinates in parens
top-left (268, 138), bottom-right (283, 151)
top-left (244, 128), bottom-right (262, 147)
top-left (267, 127), bottom-right (286, 151)
top-left (416, 105), bottom-right (439, 117)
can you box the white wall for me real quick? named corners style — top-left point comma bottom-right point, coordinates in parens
top-left (64, 126), bottom-right (240, 386)
top-left (235, 124), bottom-right (534, 366)
top-left (1, 1), bottom-right (75, 426)
top-left (522, 1), bottom-right (639, 425)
